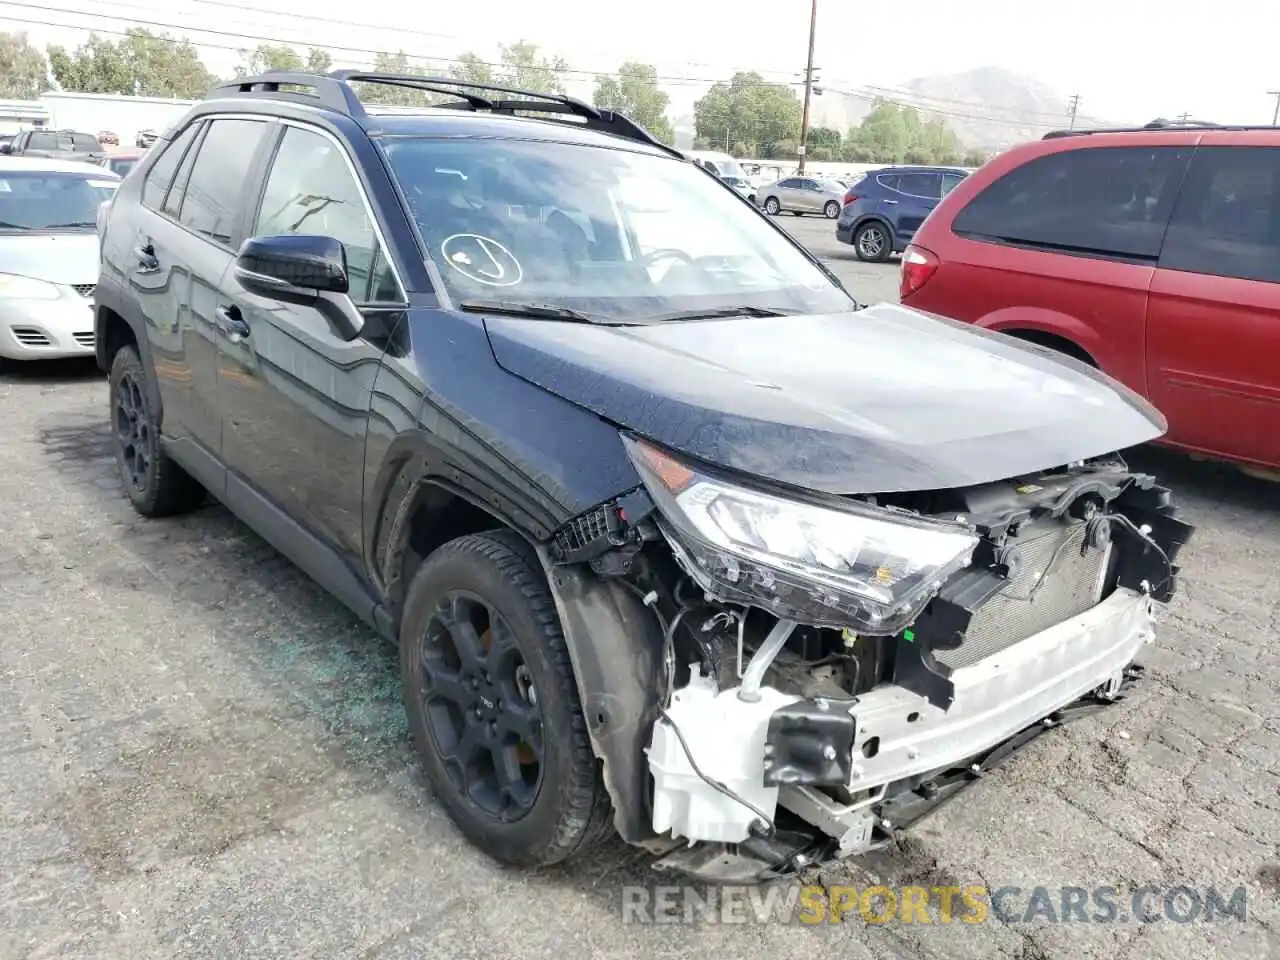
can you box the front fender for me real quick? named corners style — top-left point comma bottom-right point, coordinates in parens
top-left (534, 545), bottom-right (666, 849)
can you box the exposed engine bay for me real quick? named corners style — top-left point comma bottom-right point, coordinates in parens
top-left (548, 438), bottom-right (1194, 882)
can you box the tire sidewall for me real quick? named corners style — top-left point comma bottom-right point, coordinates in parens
top-left (855, 222), bottom-right (891, 262)
top-left (825, 200), bottom-right (840, 219)
top-left (399, 542), bottom-right (583, 863)
top-left (764, 197), bottom-right (780, 215)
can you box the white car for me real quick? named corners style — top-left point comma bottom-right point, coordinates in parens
top-left (0, 157), bottom-right (120, 364)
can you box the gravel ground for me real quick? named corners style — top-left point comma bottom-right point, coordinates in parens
top-left (1, 219), bottom-right (1277, 958)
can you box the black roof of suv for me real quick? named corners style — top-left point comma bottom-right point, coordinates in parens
top-left (92, 70), bottom-right (1190, 879)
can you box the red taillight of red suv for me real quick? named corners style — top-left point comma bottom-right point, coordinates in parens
top-left (900, 244), bottom-right (939, 299)
top-left (843, 191), bottom-right (859, 206)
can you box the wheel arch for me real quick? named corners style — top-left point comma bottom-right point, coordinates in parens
top-left (94, 278), bottom-right (167, 426)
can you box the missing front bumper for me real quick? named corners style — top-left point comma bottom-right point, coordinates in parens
top-left (647, 588), bottom-right (1155, 877)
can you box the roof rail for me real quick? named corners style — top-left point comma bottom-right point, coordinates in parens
top-left (1041, 117), bottom-right (1260, 140)
top-left (208, 69), bottom-right (681, 156)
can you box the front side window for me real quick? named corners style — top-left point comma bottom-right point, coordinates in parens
top-left (177, 118), bottom-right (269, 246)
top-left (941, 172), bottom-right (966, 196)
top-left (1160, 147), bottom-right (1280, 284)
top-left (952, 145), bottom-right (1193, 260)
top-left (254, 126), bottom-right (400, 302)
top-left (0, 171), bottom-right (118, 232)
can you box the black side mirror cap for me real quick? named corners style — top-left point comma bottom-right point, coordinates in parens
top-left (233, 234), bottom-right (364, 341)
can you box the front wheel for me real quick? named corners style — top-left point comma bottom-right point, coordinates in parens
top-left (824, 200), bottom-right (841, 219)
top-left (399, 530), bottom-right (613, 866)
top-left (763, 196), bottom-right (780, 215)
top-left (854, 221), bottom-right (892, 262)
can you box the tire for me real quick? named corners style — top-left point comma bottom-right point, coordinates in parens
top-left (854, 221), bottom-right (892, 263)
top-left (824, 200), bottom-right (841, 219)
top-left (109, 345), bottom-right (206, 517)
top-left (763, 196), bottom-right (780, 215)
top-left (399, 530), bottom-right (613, 867)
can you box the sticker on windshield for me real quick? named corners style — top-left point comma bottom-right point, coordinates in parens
top-left (440, 234), bottom-right (522, 287)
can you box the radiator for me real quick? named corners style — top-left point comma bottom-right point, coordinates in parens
top-left (934, 519), bottom-right (1112, 670)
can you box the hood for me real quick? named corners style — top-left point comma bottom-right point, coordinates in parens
top-left (0, 234), bottom-right (100, 286)
top-left (483, 303), bottom-right (1167, 494)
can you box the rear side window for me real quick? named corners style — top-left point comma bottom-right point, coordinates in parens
top-left (897, 172), bottom-right (941, 198)
top-left (952, 146), bottom-right (1193, 261)
top-left (176, 118), bottom-right (270, 246)
top-left (1160, 147), bottom-right (1280, 284)
top-left (876, 173), bottom-right (901, 190)
top-left (141, 123), bottom-right (200, 210)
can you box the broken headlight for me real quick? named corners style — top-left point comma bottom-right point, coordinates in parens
top-left (624, 436), bottom-right (979, 633)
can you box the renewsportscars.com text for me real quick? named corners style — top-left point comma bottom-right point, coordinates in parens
top-left (621, 883), bottom-right (1248, 926)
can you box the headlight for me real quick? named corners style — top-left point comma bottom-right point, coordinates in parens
top-left (624, 436), bottom-right (979, 633)
top-left (0, 274), bottom-right (61, 300)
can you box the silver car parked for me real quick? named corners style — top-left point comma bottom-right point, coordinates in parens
top-left (0, 157), bottom-right (121, 365)
top-left (757, 175), bottom-right (846, 218)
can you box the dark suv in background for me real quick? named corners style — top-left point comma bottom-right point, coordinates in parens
top-left (2, 128), bottom-right (105, 163)
top-left (902, 120), bottom-right (1280, 478)
top-left (836, 165), bottom-right (968, 262)
top-left (93, 70), bottom-right (1191, 880)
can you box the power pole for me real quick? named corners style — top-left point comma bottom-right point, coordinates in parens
top-left (797, 0), bottom-right (818, 174)
top-left (1067, 94), bottom-right (1081, 130)
top-left (1270, 91), bottom-right (1280, 126)
top-left (1176, 111), bottom-right (1192, 123)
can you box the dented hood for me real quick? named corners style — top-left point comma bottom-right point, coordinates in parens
top-left (483, 303), bottom-right (1167, 494)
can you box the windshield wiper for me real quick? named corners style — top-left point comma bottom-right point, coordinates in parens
top-left (458, 299), bottom-right (617, 324)
top-left (0, 221), bottom-right (32, 230)
top-left (40, 221), bottom-right (97, 229)
top-left (644, 305), bottom-right (794, 323)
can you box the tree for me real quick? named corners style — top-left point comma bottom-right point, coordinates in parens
top-left (693, 72), bottom-right (801, 157)
top-left (807, 126), bottom-right (841, 150)
top-left (842, 101), bottom-right (963, 164)
top-left (48, 29), bottom-right (216, 99)
top-left (592, 62), bottom-right (673, 143)
top-left (452, 42), bottom-right (567, 95)
top-left (353, 51), bottom-right (438, 106)
top-left (234, 44), bottom-right (331, 77)
top-left (0, 31), bottom-right (50, 99)
top-left (962, 149), bottom-right (990, 167)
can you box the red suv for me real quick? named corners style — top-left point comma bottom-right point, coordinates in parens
top-left (901, 121), bottom-right (1280, 478)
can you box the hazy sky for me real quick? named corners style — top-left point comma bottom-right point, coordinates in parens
top-left (4, 0), bottom-right (1277, 126)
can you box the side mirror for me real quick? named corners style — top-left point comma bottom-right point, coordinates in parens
top-left (233, 234), bottom-right (363, 341)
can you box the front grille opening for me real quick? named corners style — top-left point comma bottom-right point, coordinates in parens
top-left (72, 332), bottom-right (95, 347)
top-left (73, 284), bottom-right (96, 298)
top-left (934, 518), bottom-right (1111, 670)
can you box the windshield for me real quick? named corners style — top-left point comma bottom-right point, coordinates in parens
top-left (108, 157), bottom-right (137, 177)
top-left (29, 132), bottom-right (102, 153)
top-left (0, 172), bottom-right (119, 231)
top-left (381, 138), bottom-right (853, 323)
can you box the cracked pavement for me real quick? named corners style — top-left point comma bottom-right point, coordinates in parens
top-left (2, 239), bottom-right (1278, 958)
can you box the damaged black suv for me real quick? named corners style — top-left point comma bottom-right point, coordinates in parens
top-left (94, 70), bottom-right (1194, 879)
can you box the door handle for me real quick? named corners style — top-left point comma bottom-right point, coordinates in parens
top-left (215, 304), bottom-right (250, 340)
top-left (131, 242), bottom-right (159, 271)
top-left (883, 199), bottom-right (899, 205)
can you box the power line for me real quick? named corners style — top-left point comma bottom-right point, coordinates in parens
top-left (857, 83), bottom-right (1103, 125)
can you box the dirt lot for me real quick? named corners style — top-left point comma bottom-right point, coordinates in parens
top-left (2, 227), bottom-right (1278, 958)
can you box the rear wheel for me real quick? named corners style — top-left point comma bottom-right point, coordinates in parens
top-left (110, 345), bottom-right (205, 516)
top-left (824, 200), bottom-right (841, 219)
top-left (854, 221), bottom-right (892, 262)
top-left (399, 530), bottom-right (612, 866)
top-left (764, 196), bottom-right (780, 215)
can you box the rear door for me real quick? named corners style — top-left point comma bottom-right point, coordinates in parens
top-left (892, 172), bottom-right (942, 242)
top-left (129, 117), bottom-right (273, 464)
top-left (1146, 139), bottom-right (1280, 468)
top-left (775, 177), bottom-right (802, 209)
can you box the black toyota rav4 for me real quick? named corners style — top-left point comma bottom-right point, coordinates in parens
top-left (95, 70), bottom-right (1194, 880)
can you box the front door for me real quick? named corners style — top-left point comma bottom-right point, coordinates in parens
top-left (1147, 140), bottom-right (1280, 469)
top-left (216, 121), bottom-right (406, 565)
